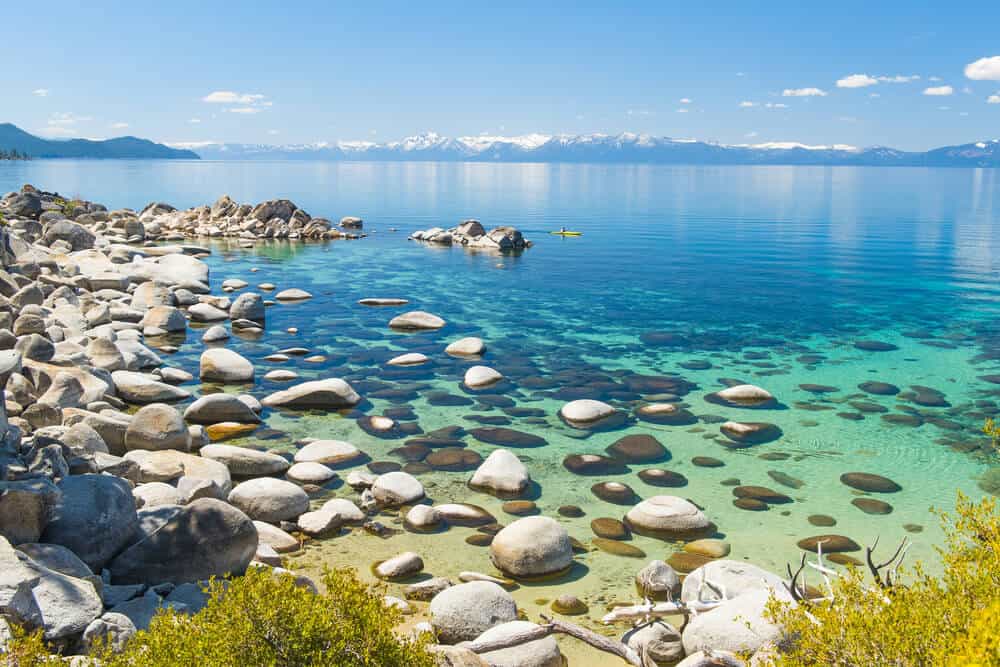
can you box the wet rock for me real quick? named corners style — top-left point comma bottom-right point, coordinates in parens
top-left (635, 403), bottom-right (698, 426)
top-left (445, 337), bottom-right (485, 356)
top-left (294, 439), bottom-right (364, 466)
top-left (286, 462), bottom-right (337, 484)
top-left (490, 516), bottom-right (573, 578)
top-left (767, 470), bottom-right (804, 489)
top-left (501, 500), bottom-right (537, 516)
top-left (625, 496), bottom-right (711, 538)
top-left (389, 311), bottom-right (445, 330)
top-left (606, 434), bottom-right (669, 463)
top-left (426, 447), bottom-right (482, 472)
top-left (464, 365), bottom-right (503, 389)
top-left (799, 384), bottom-right (838, 394)
top-left (200, 348), bottom-right (254, 383)
top-left (733, 498), bottom-right (768, 511)
top-left (592, 481), bottom-right (638, 505)
top-left (684, 538), bottom-right (731, 559)
top-left (274, 288), bottom-right (312, 301)
top-left (720, 421), bottom-right (782, 446)
top-left (559, 399), bottom-right (618, 428)
top-left (667, 551), bottom-right (715, 574)
top-left (732, 486), bottom-right (792, 504)
top-left (593, 538), bottom-right (646, 558)
top-left (854, 340), bottom-right (898, 352)
top-left (469, 449), bottom-right (530, 496)
top-left (858, 381), bottom-right (900, 396)
top-left (436, 503), bottom-right (495, 526)
top-left (708, 384), bottom-right (774, 407)
top-left (183, 393), bottom-right (260, 425)
top-left (797, 534), bottom-right (862, 553)
top-left (852, 498), bottom-right (893, 515)
top-left (880, 413), bottom-right (923, 427)
top-left (591, 517), bottom-right (629, 540)
top-left (562, 453), bottom-right (629, 476)
top-left (261, 378), bottom-right (361, 409)
top-left (691, 456), bottom-right (724, 468)
top-left (374, 551), bottom-right (424, 580)
top-left (840, 472), bottom-right (902, 493)
top-left (387, 352), bottom-right (429, 366)
top-left (551, 594), bottom-right (588, 615)
top-left (808, 514), bottom-right (837, 527)
top-left (638, 468), bottom-right (688, 487)
top-left (470, 427), bottom-right (546, 448)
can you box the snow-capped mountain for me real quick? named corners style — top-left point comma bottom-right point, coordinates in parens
top-left (184, 133), bottom-right (1000, 167)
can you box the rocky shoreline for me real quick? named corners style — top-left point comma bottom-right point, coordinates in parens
top-left (0, 183), bottom-right (814, 665)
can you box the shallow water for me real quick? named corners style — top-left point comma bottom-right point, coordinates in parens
top-left (3, 160), bottom-right (1000, 659)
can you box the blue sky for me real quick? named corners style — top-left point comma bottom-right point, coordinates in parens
top-left (5, 1), bottom-right (1000, 150)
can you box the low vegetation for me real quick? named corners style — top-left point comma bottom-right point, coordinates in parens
top-left (5, 568), bottom-right (435, 667)
top-left (768, 493), bottom-right (1000, 666)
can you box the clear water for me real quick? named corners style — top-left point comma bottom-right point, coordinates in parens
top-left (3, 160), bottom-right (1000, 653)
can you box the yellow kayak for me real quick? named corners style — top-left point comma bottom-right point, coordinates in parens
top-left (550, 231), bottom-right (583, 236)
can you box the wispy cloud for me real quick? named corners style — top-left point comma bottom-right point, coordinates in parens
top-left (782, 87), bottom-right (827, 97)
top-left (836, 74), bottom-right (920, 88)
top-left (988, 94), bottom-right (1000, 104)
top-left (626, 109), bottom-right (653, 117)
top-left (227, 107), bottom-right (263, 114)
top-left (923, 85), bottom-right (954, 96)
top-left (109, 122), bottom-right (129, 129)
top-left (744, 131), bottom-right (758, 138)
top-left (202, 91), bottom-right (265, 104)
top-left (32, 88), bottom-right (49, 97)
top-left (679, 98), bottom-right (692, 104)
top-left (37, 112), bottom-right (92, 137)
top-left (765, 102), bottom-right (788, 109)
top-left (267, 129), bottom-right (280, 135)
top-left (965, 56), bottom-right (1000, 81)
top-left (675, 108), bottom-right (689, 113)
top-left (739, 101), bottom-right (756, 108)
top-left (189, 118), bottom-right (202, 124)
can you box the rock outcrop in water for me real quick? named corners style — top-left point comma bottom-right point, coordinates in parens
top-left (410, 220), bottom-right (531, 251)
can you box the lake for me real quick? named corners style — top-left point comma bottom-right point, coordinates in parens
top-left (3, 159), bottom-right (999, 649)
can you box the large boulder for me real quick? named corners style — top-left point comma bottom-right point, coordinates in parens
top-left (230, 292), bottom-right (265, 322)
top-left (43, 220), bottom-right (95, 251)
top-left (681, 590), bottom-right (789, 656)
top-left (123, 450), bottom-right (231, 492)
top-left (261, 378), bottom-right (360, 409)
top-left (200, 348), bottom-right (254, 383)
top-left (0, 478), bottom-right (59, 545)
top-left (21, 558), bottom-right (104, 641)
top-left (371, 471), bottom-right (425, 507)
top-left (625, 496), bottom-right (711, 538)
top-left (125, 403), bottom-right (191, 452)
top-left (107, 499), bottom-right (257, 585)
top-left (388, 311), bottom-right (446, 331)
top-left (112, 371), bottom-right (190, 403)
top-left (477, 620), bottom-right (563, 667)
top-left (183, 393), bottom-right (261, 425)
top-left (227, 478), bottom-right (309, 523)
top-left (429, 581), bottom-right (518, 644)
top-left (490, 516), bottom-right (573, 578)
top-left (41, 474), bottom-right (139, 571)
top-left (469, 449), bottom-right (530, 496)
top-left (680, 560), bottom-right (786, 603)
top-left (140, 306), bottom-right (187, 333)
top-left (200, 444), bottom-right (290, 476)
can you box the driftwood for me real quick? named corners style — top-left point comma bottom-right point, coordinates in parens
top-left (460, 614), bottom-right (644, 666)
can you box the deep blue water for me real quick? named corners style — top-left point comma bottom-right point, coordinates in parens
top-left (3, 159), bottom-right (1000, 618)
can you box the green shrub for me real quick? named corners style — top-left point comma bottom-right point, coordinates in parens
top-left (767, 493), bottom-right (1000, 666)
top-left (1, 623), bottom-right (63, 665)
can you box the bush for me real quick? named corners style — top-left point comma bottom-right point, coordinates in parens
top-left (767, 493), bottom-right (1000, 666)
top-left (1, 623), bottom-right (63, 666)
top-left (95, 567), bottom-right (436, 667)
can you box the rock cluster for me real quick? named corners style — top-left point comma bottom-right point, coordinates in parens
top-left (410, 220), bottom-right (531, 251)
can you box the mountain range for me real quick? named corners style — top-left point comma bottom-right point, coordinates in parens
top-left (0, 123), bottom-right (197, 159)
top-left (3, 123), bottom-right (1000, 166)
top-left (184, 132), bottom-right (1000, 167)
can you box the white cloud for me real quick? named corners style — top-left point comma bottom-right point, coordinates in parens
top-left (782, 87), bottom-right (827, 97)
top-left (32, 88), bottom-right (49, 97)
top-left (189, 118), bottom-right (201, 124)
top-left (679, 98), bottom-right (692, 104)
top-left (765, 102), bottom-right (788, 109)
top-left (923, 85), bottom-right (954, 96)
top-left (226, 107), bottom-right (263, 114)
top-left (837, 74), bottom-right (877, 88)
top-left (965, 56), bottom-right (1000, 81)
top-left (988, 94), bottom-right (1000, 104)
top-left (869, 93), bottom-right (881, 98)
top-left (626, 109), bottom-right (653, 116)
top-left (929, 76), bottom-right (942, 82)
top-left (202, 91), bottom-right (266, 104)
top-left (675, 108), bottom-right (689, 113)
top-left (110, 122), bottom-right (129, 129)
top-left (739, 101), bottom-right (756, 108)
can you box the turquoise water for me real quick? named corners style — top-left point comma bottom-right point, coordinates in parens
top-left (3, 160), bottom-right (1000, 642)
